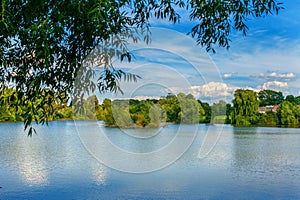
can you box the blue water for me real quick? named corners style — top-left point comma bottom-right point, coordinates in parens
top-left (0, 121), bottom-right (300, 199)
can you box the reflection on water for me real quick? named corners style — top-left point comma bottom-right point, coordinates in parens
top-left (0, 122), bottom-right (300, 199)
top-left (232, 127), bottom-right (300, 179)
top-left (90, 162), bottom-right (106, 185)
top-left (13, 140), bottom-right (49, 186)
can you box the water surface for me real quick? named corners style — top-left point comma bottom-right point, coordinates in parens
top-left (0, 121), bottom-right (300, 199)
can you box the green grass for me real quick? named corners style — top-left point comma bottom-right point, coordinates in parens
top-left (211, 115), bottom-right (226, 124)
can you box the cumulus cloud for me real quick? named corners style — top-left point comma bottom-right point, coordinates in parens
top-left (167, 82), bottom-right (239, 99)
top-left (258, 72), bottom-right (296, 80)
top-left (258, 81), bottom-right (288, 90)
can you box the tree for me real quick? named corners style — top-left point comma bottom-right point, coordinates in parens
top-left (225, 103), bottom-right (233, 124)
top-left (277, 101), bottom-right (300, 127)
top-left (102, 99), bottom-right (115, 126)
top-left (258, 90), bottom-right (284, 106)
top-left (295, 96), bottom-right (300, 105)
top-left (231, 89), bottom-right (259, 126)
top-left (0, 0), bottom-right (283, 135)
top-left (285, 95), bottom-right (296, 104)
top-left (148, 104), bottom-right (164, 128)
top-left (198, 100), bottom-right (211, 123)
top-left (257, 111), bottom-right (278, 127)
top-left (177, 93), bottom-right (203, 124)
top-left (211, 100), bottom-right (227, 116)
top-left (159, 93), bottom-right (181, 122)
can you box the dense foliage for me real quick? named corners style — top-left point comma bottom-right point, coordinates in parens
top-left (2, 88), bottom-right (300, 129)
top-left (0, 0), bottom-right (283, 135)
top-left (231, 89), bottom-right (259, 126)
top-left (101, 93), bottom-right (204, 128)
top-left (258, 90), bottom-right (284, 106)
top-left (231, 89), bottom-right (300, 127)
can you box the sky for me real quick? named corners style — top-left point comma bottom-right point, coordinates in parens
top-left (92, 1), bottom-right (300, 103)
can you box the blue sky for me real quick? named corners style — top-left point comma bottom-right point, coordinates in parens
top-left (99, 1), bottom-right (300, 103)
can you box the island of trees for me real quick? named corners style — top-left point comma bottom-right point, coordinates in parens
top-left (1, 88), bottom-right (300, 128)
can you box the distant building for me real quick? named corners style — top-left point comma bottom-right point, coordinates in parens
top-left (258, 107), bottom-right (267, 113)
top-left (258, 105), bottom-right (279, 113)
top-left (271, 105), bottom-right (279, 112)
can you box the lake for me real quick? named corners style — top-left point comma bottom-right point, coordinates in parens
top-left (0, 121), bottom-right (300, 199)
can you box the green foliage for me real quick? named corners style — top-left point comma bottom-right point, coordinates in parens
top-left (277, 101), bottom-right (300, 127)
top-left (148, 104), bottom-right (164, 128)
top-left (0, 88), bottom-right (73, 128)
top-left (101, 98), bottom-right (163, 128)
top-left (231, 89), bottom-right (259, 126)
top-left (285, 95), bottom-right (299, 104)
top-left (159, 93), bottom-right (204, 124)
top-left (3, 87), bottom-right (300, 130)
top-left (177, 93), bottom-right (203, 124)
top-left (102, 99), bottom-right (115, 126)
top-left (257, 111), bottom-right (278, 127)
top-left (198, 101), bottom-right (211, 123)
top-left (0, 0), bottom-right (283, 134)
top-left (258, 90), bottom-right (284, 106)
top-left (211, 100), bottom-right (227, 124)
top-left (225, 103), bottom-right (233, 124)
top-left (211, 115), bottom-right (227, 124)
top-left (159, 93), bottom-right (181, 122)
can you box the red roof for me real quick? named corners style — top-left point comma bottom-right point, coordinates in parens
top-left (272, 105), bottom-right (279, 112)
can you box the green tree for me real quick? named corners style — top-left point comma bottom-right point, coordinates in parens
top-left (177, 93), bottom-right (203, 124)
top-left (294, 96), bottom-right (300, 105)
top-left (198, 101), bottom-right (211, 123)
top-left (0, 0), bottom-right (283, 134)
top-left (258, 90), bottom-right (284, 106)
top-left (159, 93), bottom-right (181, 122)
top-left (257, 111), bottom-right (278, 127)
top-left (285, 95), bottom-right (296, 104)
top-left (102, 99), bottom-right (115, 126)
top-left (225, 103), bottom-right (233, 124)
top-left (231, 89), bottom-right (259, 126)
top-left (148, 104), bottom-right (164, 128)
top-left (277, 101), bottom-right (300, 127)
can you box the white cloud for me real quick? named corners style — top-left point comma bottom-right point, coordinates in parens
top-left (112, 96), bottom-right (162, 101)
top-left (259, 81), bottom-right (288, 90)
top-left (167, 82), bottom-right (239, 99)
top-left (259, 72), bottom-right (296, 79)
top-left (223, 73), bottom-right (234, 78)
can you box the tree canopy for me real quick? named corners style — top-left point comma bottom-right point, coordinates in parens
top-left (231, 89), bottom-right (259, 126)
top-left (258, 89), bottom-right (284, 106)
top-left (0, 0), bottom-right (283, 135)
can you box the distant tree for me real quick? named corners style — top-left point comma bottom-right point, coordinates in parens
top-left (225, 103), bottom-right (233, 124)
top-left (177, 93), bottom-right (203, 124)
top-left (113, 108), bottom-right (133, 128)
top-left (231, 89), bottom-right (259, 126)
top-left (277, 101), bottom-right (300, 127)
top-left (257, 111), bottom-right (278, 127)
top-left (102, 99), bottom-right (115, 126)
top-left (285, 95), bottom-right (296, 104)
top-left (198, 101), bottom-right (211, 123)
top-left (258, 90), bottom-right (284, 106)
top-left (295, 96), bottom-right (300, 105)
top-left (148, 104), bottom-right (164, 128)
top-left (211, 100), bottom-right (227, 116)
top-left (159, 94), bottom-right (181, 122)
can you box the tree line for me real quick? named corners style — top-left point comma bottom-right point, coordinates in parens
top-left (229, 89), bottom-right (300, 127)
top-left (1, 88), bottom-right (300, 128)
